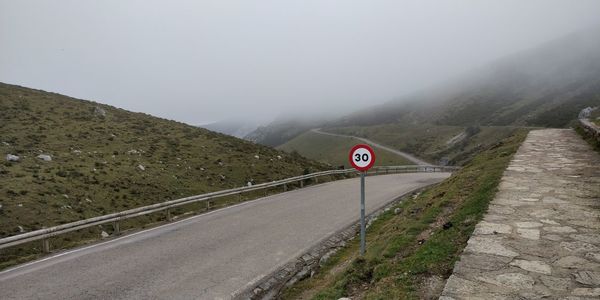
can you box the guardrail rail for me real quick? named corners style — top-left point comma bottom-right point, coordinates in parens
top-left (0, 165), bottom-right (459, 252)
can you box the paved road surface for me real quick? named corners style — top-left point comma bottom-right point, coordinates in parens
top-left (312, 128), bottom-right (430, 165)
top-left (441, 129), bottom-right (600, 299)
top-left (0, 173), bottom-right (449, 300)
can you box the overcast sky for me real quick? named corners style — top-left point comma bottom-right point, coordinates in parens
top-left (1, 1), bottom-right (600, 125)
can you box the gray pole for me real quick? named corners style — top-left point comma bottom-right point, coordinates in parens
top-left (360, 172), bottom-right (366, 256)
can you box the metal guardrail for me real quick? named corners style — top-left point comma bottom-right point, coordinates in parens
top-left (0, 165), bottom-right (458, 252)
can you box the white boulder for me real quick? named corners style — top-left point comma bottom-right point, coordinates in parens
top-left (5, 154), bottom-right (19, 162)
top-left (94, 106), bottom-right (107, 117)
top-left (37, 154), bottom-right (52, 161)
top-left (137, 164), bottom-right (146, 171)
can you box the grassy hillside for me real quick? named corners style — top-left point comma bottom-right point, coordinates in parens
top-left (0, 82), bottom-right (326, 242)
top-left (278, 130), bottom-right (410, 167)
top-left (281, 129), bottom-right (528, 300)
top-left (326, 124), bottom-right (521, 165)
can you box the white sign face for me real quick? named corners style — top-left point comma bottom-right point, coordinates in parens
top-left (351, 147), bottom-right (373, 169)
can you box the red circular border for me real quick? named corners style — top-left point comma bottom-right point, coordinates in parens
top-left (349, 144), bottom-right (376, 172)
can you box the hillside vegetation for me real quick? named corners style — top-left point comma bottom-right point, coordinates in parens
top-left (282, 129), bottom-right (528, 300)
top-left (0, 82), bottom-right (325, 242)
top-left (326, 125), bottom-right (522, 165)
top-left (278, 130), bottom-right (410, 167)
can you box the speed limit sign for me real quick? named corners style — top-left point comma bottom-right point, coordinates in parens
top-left (349, 144), bottom-right (376, 256)
top-left (349, 144), bottom-right (376, 172)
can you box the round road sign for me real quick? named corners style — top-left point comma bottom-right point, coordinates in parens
top-left (349, 144), bottom-right (376, 172)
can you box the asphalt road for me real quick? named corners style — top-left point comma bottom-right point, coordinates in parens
top-left (311, 128), bottom-right (431, 165)
top-left (0, 173), bottom-right (450, 300)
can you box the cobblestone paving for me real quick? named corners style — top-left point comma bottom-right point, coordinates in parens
top-left (440, 129), bottom-right (600, 300)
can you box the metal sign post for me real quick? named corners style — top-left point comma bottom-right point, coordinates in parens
top-left (349, 144), bottom-right (376, 256)
top-left (360, 171), bottom-right (366, 256)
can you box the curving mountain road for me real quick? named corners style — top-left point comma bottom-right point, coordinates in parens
top-left (0, 173), bottom-right (449, 300)
top-left (311, 128), bottom-right (430, 165)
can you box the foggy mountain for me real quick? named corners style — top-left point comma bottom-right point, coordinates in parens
top-left (200, 119), bottom-right (262, 139)
top-left (245, 116), bottom-right (327, 147)
top-left (332, 26), bottom-right (600, 129)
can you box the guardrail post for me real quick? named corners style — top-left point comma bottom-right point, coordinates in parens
top-left (113, 221), bottom-right (120, 235)
top-left (314, 176), bottom-right (318, 183)
top-left (42, 239), bottom-right (50, 253)
top-left (206, 200), bottom-right (210, 211)
top-left (166, 209), bottom-right (172, 221)
top-left (283, 184), bottom-right (287, 192)
top-left (300, 180), bottom-right (304, 188)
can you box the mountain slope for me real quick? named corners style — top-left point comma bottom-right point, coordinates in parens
top-left (277, 130), bottom-right (411, 167)
top-left (335, 26), bottom-right (600, 128)
top-left (0, 82), bottom-right (325, 239)
top-left (200, 119), bottom-right (261, 139)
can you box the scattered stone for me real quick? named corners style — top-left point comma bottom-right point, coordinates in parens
top-left (247, 182), bottom-right (252, 187)
top-left (517, 228), bottom-right (540, 240)
top-left (137, 165), bottom-right (145, 171)
top-left (37, 154), bottom-right (52, 161)
top-left (5, 154), bottom-right (20, 162)
top-left (1, 141), bottom-right (9, 146)
top-left (515, 221), bottom-right (543, 228)
top-left (474, 221), bottom-right (512, 235)
top-left (510, 259), bottom-right (552, 275)
top-left (17, 203), bottom-right (22, 207)
top-left (585, 252), bottom-right (600, 262)
top-left (572, 288), bottom-right (600, 297)
top-left (101, 231), bottom-right (109, 238)
top-left (570, 234), bottom-right (600, 244)
top-left (554, 256), bottom-right (591, 268)
top-left (540, 219), bottom-right (561, 225)
top-left (465, 237), bottom-right (518, 257)
top-left (94, 106), bottom-right (107, 117)
top-left (543, 234), bottom-right (563, 241)
top-left (277, 155), bottom-right (282, 160)
top-left (254, 155), bottom-right (260, 159)
top-left (561, 241), bottom-right (599, 253)
top-left (18, 225), bottom-right (24, 233)
top-left (573, 271), bottom-right (600, 286)
top-left (394, 208), bottom-right (401, 215)
top-left (494, 273), bottom-right (535, 289)
top-left (545, 226), bottom-right (577, 233)
top-left (442, 276), bottom-right (480, 295)
top-left (540, 276), bottom-right (571, 291)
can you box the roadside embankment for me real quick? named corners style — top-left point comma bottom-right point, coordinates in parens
top-left (280, 130), bottom-right (529, 300)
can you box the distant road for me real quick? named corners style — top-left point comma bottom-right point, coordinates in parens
top-left (0, 173), bottom-right (449, 299)
top-left (312, 128), bottom-right (431, 165)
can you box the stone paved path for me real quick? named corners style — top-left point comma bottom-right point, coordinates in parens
top-left (441, 129), bottom-right (600, 299)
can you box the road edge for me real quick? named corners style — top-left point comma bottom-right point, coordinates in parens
top-left (234, 183), bottom-right (440, 300)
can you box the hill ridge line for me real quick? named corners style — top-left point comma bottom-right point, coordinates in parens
top-left (311, 128), bottom-right (430, 166)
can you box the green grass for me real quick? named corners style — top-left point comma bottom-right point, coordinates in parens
top-left (278, 130), bottom-right (411, 167)
top-left (0, 82), bottom-right (328, 269)
top-left (280, 129), bottom-right (528, 300)
top-left (575, 125), bottom-right (600, 153)
top-left (325, 124), bottom-right (521, 165)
